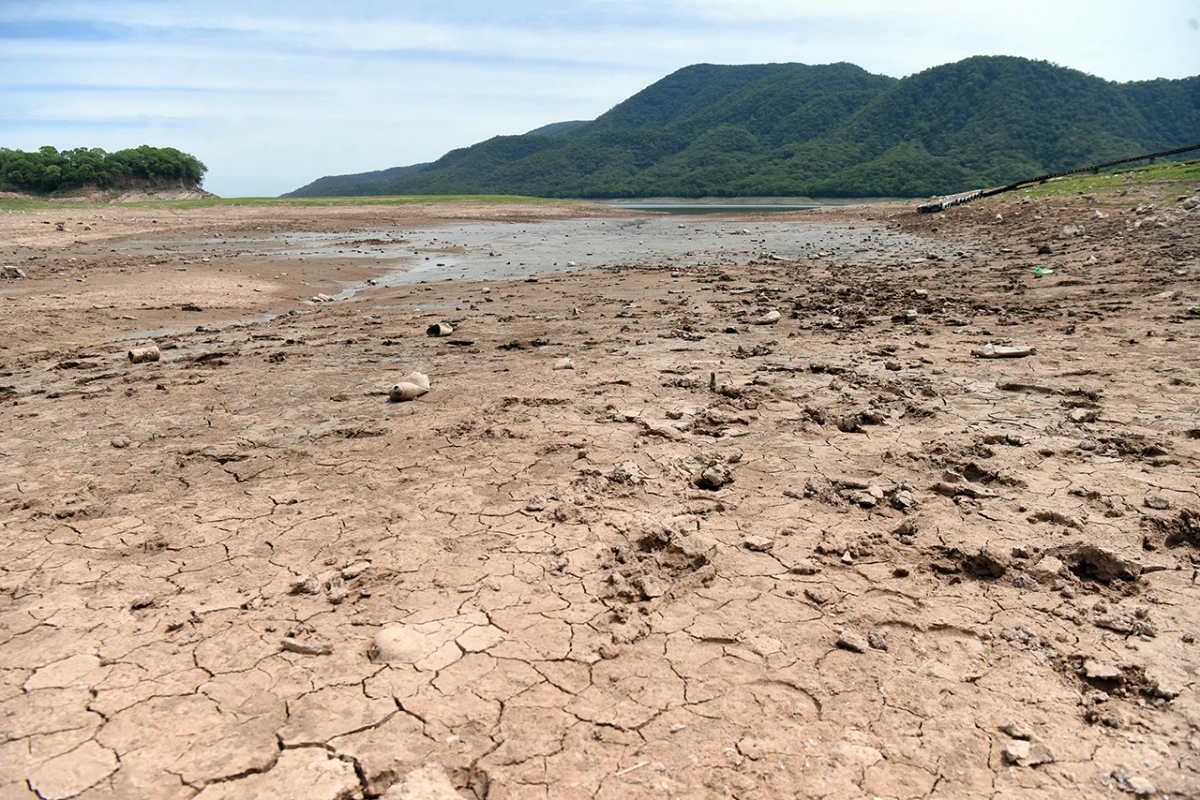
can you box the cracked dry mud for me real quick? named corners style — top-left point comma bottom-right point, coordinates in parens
top-left (1, 193), bottom-right (1198, 799)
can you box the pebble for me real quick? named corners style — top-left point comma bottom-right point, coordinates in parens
top-left (1125, 775), bottom-right (1157, 796)
top-left (743, 536), bottom-right (774, 552)
top-left (553, 357), bottom-right (575, 370)
top-left (836, 629), bottom-right (869, 654)
top-left (804, 585), bottom-right (833, 605)
top-left (868, 631), bottom-right (889, 651)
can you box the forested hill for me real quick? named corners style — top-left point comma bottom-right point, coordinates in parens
top-left (285, 56), bottom-right (1200, 199)
top-left (0, 145), bottom-right (207, 193)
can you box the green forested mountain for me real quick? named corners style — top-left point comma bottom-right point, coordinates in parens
top-left (285, 56), bottom-right (1200, 199)
top-left (0, 145), bottom-right (207, 193)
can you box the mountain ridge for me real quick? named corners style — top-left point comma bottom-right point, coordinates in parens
top-left (285, 56), bottom-right (1200, 199)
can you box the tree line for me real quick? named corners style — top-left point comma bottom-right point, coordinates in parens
top-left (0, 145), bottom-right (207, 193)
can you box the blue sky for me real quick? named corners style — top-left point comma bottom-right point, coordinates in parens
top-left (3, 1), bottom-right (1198, 197)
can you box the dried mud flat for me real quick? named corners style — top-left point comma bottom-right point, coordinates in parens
top-left (1, 193), bottom-right (1199, 800)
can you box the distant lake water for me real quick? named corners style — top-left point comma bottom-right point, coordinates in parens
top-left (605, 203), bottom-right (824, 215)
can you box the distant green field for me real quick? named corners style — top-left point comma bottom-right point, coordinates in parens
top-left (0, 194), bottom-right (563, 212)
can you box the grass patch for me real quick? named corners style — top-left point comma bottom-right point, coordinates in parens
top-left (1007, 159), bottom-right (1200, 203)
top-left (0, 194), bottom-right (566, 212)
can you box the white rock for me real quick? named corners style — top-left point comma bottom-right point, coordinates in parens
top-left (389, 381), bottom-right (428, 402)
top-left (1028, 555), bottom-right (1065, 582)
top-left (399, 371), bottom-right (430, 390)
top-left (972, 344), bottom-right (1034, 358)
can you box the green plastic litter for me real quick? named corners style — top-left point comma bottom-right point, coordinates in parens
top-left (1034, 267), bottom-right (1055, 276)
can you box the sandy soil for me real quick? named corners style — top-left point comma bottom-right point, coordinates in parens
top-left (1, 191), bottom-right (1199, 800)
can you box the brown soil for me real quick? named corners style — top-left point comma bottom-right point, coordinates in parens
top-left (1, 194), bottom-right (1198, 800)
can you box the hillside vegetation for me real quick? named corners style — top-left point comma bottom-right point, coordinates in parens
top-left (0, 145), bottom-right (207, 194)
top-left (286, 56), bottom-right (1200, 199)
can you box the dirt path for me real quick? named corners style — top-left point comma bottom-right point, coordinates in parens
top-left (1, 195), bottom-right (1198, 799)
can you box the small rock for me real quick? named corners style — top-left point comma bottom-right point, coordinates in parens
top-left (1083, 659), bottom-right (1124, 683)
top-left (1125, 775), bottom-right (1157, 796)
top-left (1144, 495), bottom-right (1171, 511)
top-left (427, 322), bottom-right (453, 337)
top-left (1012, 573), bottom-right (1039, 591)
top-left (326, 576), bottom-right (348, 604)
top-left (289, 574), bottom-right (321, 595)
top-left (1028, 555), bottom-right (1065, 582)
top-left (755, 309), bottom-right (782, 325)
top-left (836, 628), bottom-right (869, 653)
top-left (1, 265), bottom-right (27, 279)
top-left (280, 638), bottom-right (333, 656)
top-left (786, 558), bottom-right (821, 575)
top-left (693, 465), bottom-right (732, 491)
top-left (1002, 739), bottom-right (1055, 767)
top-left (999, 721), bottom-right (1034, 740)
top-left (868, 631), bottom-right (889, 651)
top-left (341, 561), bottom-right (371, 580)
top-left (553, 357), bottom-right (575, 370)
top-left (743, 536), bottom-right (774, 553)
top-left (637, 574), bottom-right (669, 599)
top-left (805, 585), bottom-right (833, 605)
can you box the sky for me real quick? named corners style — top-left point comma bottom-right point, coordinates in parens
top-left (3, 1), bottom-right (1199, 197)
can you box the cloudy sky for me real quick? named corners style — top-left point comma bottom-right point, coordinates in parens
top-left (3, 1), bottom-right (1198, 197)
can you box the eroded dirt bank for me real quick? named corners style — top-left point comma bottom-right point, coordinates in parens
top-left (1, 194), bottom-right (1199, 799)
